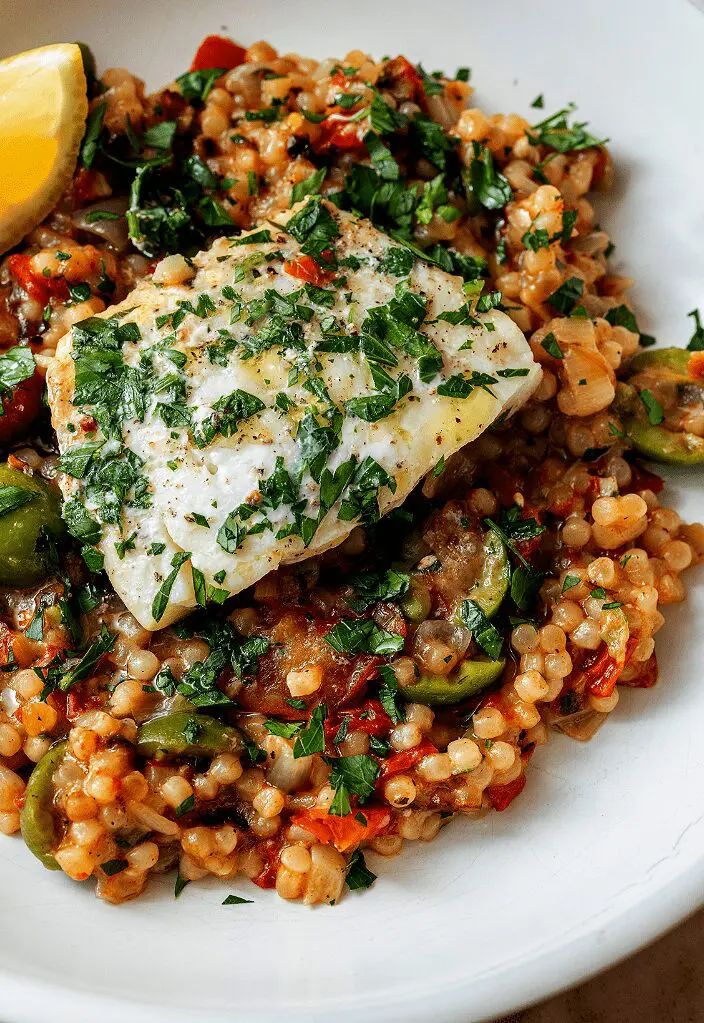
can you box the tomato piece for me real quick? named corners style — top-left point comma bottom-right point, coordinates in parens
top-left (6, 255), bottom-right (69, 304)
top-left (326, 699), bottom-right (393, 742)
top-left (7, 255), bottom-right (50, 304)
top-left (292, 806), bottom-right (391, 853)
top-left (688, 351), bottom-right (704, 381)
top-left (190, 35), bottom-right (246, 72)
top-left (283, 254), bottom-right (335, 286)
top-left (314, 118), bottom-right (367, 154)
top-left (381, 56), bottom-right (424, 103)
top-left (0, 369), bottom-right (43, 445)
top-left (378, 740), bottom-right (438, 780)
top-left (486, 772), bottom-right (526, 811)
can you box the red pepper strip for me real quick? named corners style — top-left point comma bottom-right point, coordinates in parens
top-left (190, 35), bottom-right (246, 72)
top-left (292, 806), bottom-right (391, 853)
top-left (283, 254), bottom-right (335, 286)
top-left (486, 772), bottom-right (526, 812)
top-left (251, 838), bottom-right (282, 889)
top-left (0, 370), bottom-right (42, 445)
top-left (378, 740), bottom-right (438, 780)
top-left (325, 699), bottom-right (393, 743)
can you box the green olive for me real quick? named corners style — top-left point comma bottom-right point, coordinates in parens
top-left (398, 657), bottom-right (505, 706)
top-left (460, 529), bottom-right (510, 619)
top-left (136, 711), bottom-right (243, 758)
top-left (626, 420), bottom-right (704, 466)
top-left (0, 464), bottom-right (65, 586)
top-left (622, 347), bottom-right (704, 466)
top-left (20, 740), bottom-right (67, 870)
top-left (627, 347), bottom-right (691, 375)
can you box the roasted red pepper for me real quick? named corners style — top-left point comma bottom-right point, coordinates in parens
top-left (292, 806), bottom-right (391, 853)
top-left (326, 699), bottom-right (393, 742)
top-left (378, 740), bottom-right (438, 780)
top-left (190, 35), bottom-right (246, 72)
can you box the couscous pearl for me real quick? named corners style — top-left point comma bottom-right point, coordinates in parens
top-left (447, 737), bottom-right (482, 774)
top-left (472, 708), bottom-right (506, 739)
top-left (589, 690), bottom-right (620, 713)
top-left (252, 787), bottom-right (285, 819)
top-left (280, 844), bottom-right (312, 874)
top-left (390, 723), bottom-right (422, 751)
top-left (384, 774), bottom-right (417, 807)
top-left (160, 776), bottom-right (194, 809)
top-left (417, 754), bottom-right (452, 783)
top-left (514, 670), bottom-right (549, 703)
top-left (486, 741), bottom-right (515, 772)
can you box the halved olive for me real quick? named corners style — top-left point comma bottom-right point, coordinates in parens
top-left (0, 463), bottom-right (65, 585)
top-left (398, 657), bottom-right (505, 706)
top-left (20, 740), bottom-right (67, 870)
top-left (136, 711), bottom-right (243, 758)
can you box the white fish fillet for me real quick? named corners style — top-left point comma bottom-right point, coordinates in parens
top-left (48, 201), bottom-right (540, 629)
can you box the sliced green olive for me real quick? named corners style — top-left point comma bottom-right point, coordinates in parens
top-left (20, 740), bottom-right (67, 870)
top-left (626, 420), bottom-right (704, 466)
top-left (461, 529), bottom-right (509, 619)
top-left (398, 657), bottom-right (505, 706)
top-left (0, 463), bottom-right (65, 586)
top-left (136, 711), bottom-right (243, 758)
top-left (627, 347), bottom-right (691, 375)
top-left (622, 348), bottom-right (704, 465)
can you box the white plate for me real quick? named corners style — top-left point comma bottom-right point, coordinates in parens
top-left (1, 1), bottom-right (703, 1020)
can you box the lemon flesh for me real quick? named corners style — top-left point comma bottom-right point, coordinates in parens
top-left (0, 43), bottom-right (88, 254)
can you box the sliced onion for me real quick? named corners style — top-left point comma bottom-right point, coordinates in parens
top-left (71, 198), bottom-right (130, 252)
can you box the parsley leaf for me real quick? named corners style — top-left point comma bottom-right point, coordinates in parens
top-left (293, 704), bottom-right (327, 758)
top-left (324, 619), bottom-right (404, 655)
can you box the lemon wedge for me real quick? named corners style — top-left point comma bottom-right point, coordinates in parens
top-left (0, 43), bottom-right (88, 255)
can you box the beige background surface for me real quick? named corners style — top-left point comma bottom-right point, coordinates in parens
top-left (498, 909), bottom-right (704, 1022)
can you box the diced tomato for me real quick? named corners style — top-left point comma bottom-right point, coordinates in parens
top-left (283, 254), bottom-right (335, 286)
top-left (326, 699), bottom-right (393, 742)
top-left (378, 740), bottom-right (438, 780)
top-left (381, 56), bottom-right (424, 104)
top-left (688, 351), bottom-right (704, 381)
top-left (7, 254), bottom-right (49, 304)
top-left (486, 773), bottom-right (526, 811)
top-left (292, 806), bottom-right (391, 853)
top-left (190, 35), bottom-right (246, 72)
top-left (65, 689), bottom-right (103, 722)
top-left (314, 118), bottom-right (367, 154)
top-left (331, 69), bottom-right (349, 88)
top-left (251, 838), bottom-right (282, 889)
top-left (6, 254), bottom-right (69, 304)
top-left (0, 369), bottom-right (43, 445)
